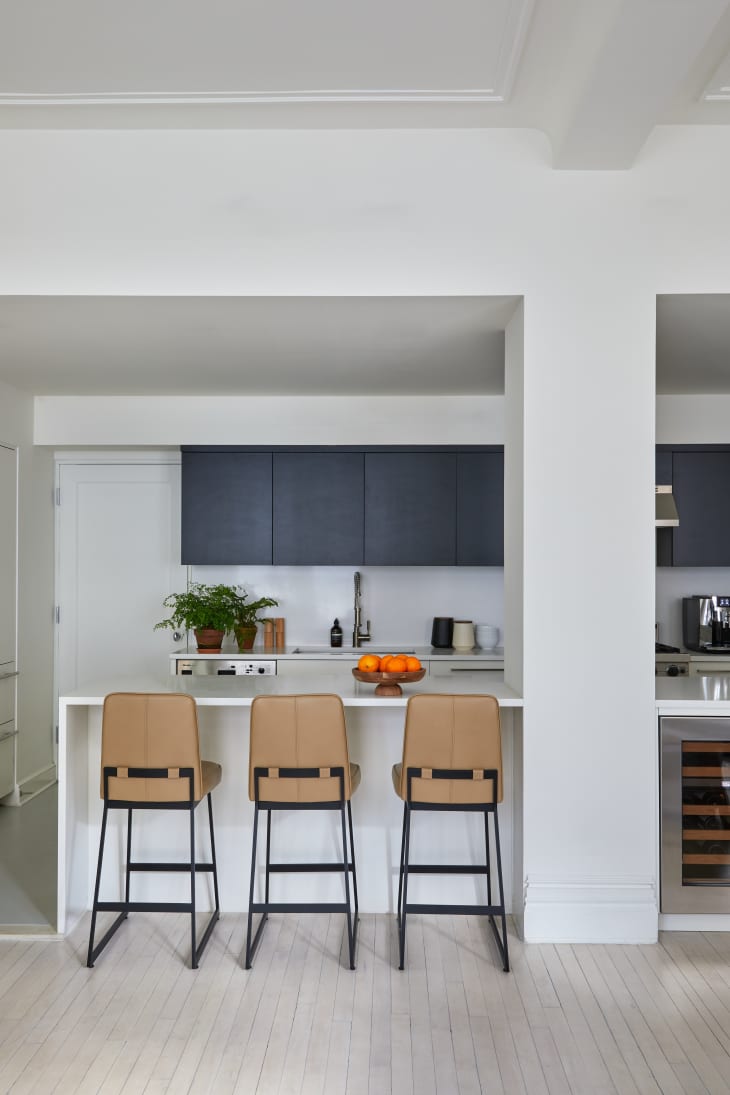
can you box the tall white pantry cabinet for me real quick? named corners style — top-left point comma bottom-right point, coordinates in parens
top-left (0, 444), bottom-right (18, 799)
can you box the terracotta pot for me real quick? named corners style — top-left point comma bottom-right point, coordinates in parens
top-left (194, 628), bottom-right (225, 653)
top-left (234, 624), bottom-right (258, 652)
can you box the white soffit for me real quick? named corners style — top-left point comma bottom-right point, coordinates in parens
top-left (0, 295), bottom-right (518, 397)
top-left (0, 0), bottom-right (534, 107)
top-left (656, 295), bottom-right (730, 395)
top-left (704, 52), bottom-right (730, 99)
top-left (554, 0), bottom-right (730, 168)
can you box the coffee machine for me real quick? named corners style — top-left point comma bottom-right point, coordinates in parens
top-left (682, 595), bottom-right (730, 651)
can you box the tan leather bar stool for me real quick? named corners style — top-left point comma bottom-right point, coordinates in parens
top-left (87, 692), bottom-right (222, 970)
top-left (392, 693), bottom-right (509, 972)
top-left (246, 694), bottom-right (360, 969)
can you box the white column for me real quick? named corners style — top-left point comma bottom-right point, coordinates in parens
top-left (519, 279), bottom-right (657, 942)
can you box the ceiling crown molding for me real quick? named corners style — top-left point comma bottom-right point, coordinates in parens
top-left (0, 0), bottom-right (535, 110)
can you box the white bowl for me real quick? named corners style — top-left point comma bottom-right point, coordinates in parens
top-left (475, 624), bottom-right (499, 650)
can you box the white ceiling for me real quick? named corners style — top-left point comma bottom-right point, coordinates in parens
top-left (2, 4), bottom-right (730, 399)
top-left (3, 0), bottom-right (730, 169)
top-left (0, 296), bottom-right (516, 397)
top-left (657, 296), bottom-right (730, 394)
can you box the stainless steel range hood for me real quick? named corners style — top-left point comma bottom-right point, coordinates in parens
top-left (656, 485), bottom-right (679, 527)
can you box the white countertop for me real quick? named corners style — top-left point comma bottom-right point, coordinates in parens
top-left (656, 674), bottom-right (730, 713)
top-left (170, 645), bottom-right (504, 662)
top-left (61, 671), bottom-right (522, 707)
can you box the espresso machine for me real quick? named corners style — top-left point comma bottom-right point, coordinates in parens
top-left (682, 595), bottom-right (730, 651)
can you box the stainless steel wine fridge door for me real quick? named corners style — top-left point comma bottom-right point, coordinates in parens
top-left (660, 716), bottom-right (730, 914)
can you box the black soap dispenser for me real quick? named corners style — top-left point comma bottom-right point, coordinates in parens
top-left (330, 618), bottom-right (343, 647)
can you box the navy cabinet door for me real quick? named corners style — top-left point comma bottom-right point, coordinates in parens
top-left (364, 452), bottom-right (456, 565)
top-left (273, 452), bottom-right (364, 564)
top-left (672, 451), bottom-right (730, 567)
top-left (181, 451), bottom-right (272, 564)
top-left (457, 452), bottom-right (504, 565)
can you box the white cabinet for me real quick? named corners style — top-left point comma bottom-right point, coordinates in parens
top-left (428, 658), bottom-right (504, 678)
top-left (276, 657), bottom-right (360, 676)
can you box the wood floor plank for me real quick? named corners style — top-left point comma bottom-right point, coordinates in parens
top-left (10, 920), bottom-right (730, 1094)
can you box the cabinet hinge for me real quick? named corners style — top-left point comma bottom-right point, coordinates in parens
top-left (55, 487), bottom-right (61, 506)
top-left (55, 606), bottom-right (60, 624)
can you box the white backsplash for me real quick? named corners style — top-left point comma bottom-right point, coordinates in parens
top-left (190, 564), bottom-right (504, 651)
top-left (656, 568), bottom-right (730, 648)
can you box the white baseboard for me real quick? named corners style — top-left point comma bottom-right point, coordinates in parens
top-left (659, 913), bottom-right (730, 932)
top-left (523, 878), bottom-right (658, 943)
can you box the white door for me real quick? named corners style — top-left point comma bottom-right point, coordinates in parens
top-left (0, 444), bottom-right (18, 798)
top-left (56, 461), bottom-right (184, 695)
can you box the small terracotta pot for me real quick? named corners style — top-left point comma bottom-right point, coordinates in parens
top-left (234, 624), bottom-right (258, 652)
top-left (194, 628), bottom-right (225, 653)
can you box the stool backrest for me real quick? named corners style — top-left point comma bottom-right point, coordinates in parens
top-left (249, 694), bottom-right (352, 803)
top-left (399, 693), bottom-right (503, 804)
top-left (101, 692), bottom-right (203, 802)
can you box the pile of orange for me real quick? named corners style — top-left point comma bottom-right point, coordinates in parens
top-left (357, 653), bottom-right (422, 673)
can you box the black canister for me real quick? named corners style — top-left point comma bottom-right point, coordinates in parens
top-left (431, 616), bottom-right (454, 648)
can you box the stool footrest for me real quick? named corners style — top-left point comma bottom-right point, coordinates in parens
top-left (404, 864), bottom-right (489, 875)
top-left (268, 862), bottom-right (356, 874)
top-left (128, 861), bottom-right (215, 873)
top-left (404, 902), bottom-right (503, 916)
top-left (96, 901), bottom-right (198, 913)
top-left (251, 902), bottom-right (349, 914)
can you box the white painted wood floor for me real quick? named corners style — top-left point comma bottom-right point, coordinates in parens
top-left (3, 914), bottom-right (730, 1094)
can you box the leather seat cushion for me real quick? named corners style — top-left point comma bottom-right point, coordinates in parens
top-left (391, 761), bottom-right (496, 805)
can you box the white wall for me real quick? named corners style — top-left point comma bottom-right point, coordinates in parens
top-left (0, 380), bottom-right (54, 784)
top-left (35, 395), bottom-right (504, 446)
top-left (4, 124), bottom-right (730, 940)
top-left (190, 563), bottom-right (504, 651)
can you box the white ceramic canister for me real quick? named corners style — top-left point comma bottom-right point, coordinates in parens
top-left (452, 620), bottom-right (475, 650)
top-left (475, 623), bottom-right (499, 650)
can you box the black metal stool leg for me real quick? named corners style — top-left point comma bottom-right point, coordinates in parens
top-left (340, 803), bottom-right (357, 969)
top-left (396, 801), bottom-right (407, 929)
top-left (245, 803), bottom-right (265, 968)
top-left (484, 808), bottom-right (492, 907)
top-left (398, 804), bottom-right (412, 970)
top-left (87, 803), bottom-right (127, 967)
top-left (190, 805), bottom-right (198, 969)
top-left (265, 809), bottom-right (272, 905)
top-left (347, 800), bottom-right (359, 920)
top-left (490, 807), bottom-right (509, 972)
top-left (208, 793), bottom-right (220, 914)
top-left (125, 808), bottom-right (133, 913)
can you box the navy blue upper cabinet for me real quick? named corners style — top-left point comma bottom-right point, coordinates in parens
top-left (182, 446), bottom-right (504, 566)
top-left (457, 451), bottom-right (504, 565)
top-left (672, 450), bottom-right (730, 567)
top-left (364, 452), bottom-right (457, 565)
top-left (273, 452), bottom-right (364, 564)
top-left (181, 450), bottom-right (273, 564)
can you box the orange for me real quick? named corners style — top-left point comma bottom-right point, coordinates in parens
top-left (405, 656), bottom-right (422, 672)
top-left (388, 655), bottom-right (407, 673)
top-left (379, 655), bottom-right (393, 671)
top-left (358, 654), bottom-right (380, 672)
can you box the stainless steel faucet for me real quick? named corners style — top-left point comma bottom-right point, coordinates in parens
top-left (352, 571), bottom-right (371, 648)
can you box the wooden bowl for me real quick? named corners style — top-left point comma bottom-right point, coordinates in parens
top-left (351, 667), bottom-right (426, 697)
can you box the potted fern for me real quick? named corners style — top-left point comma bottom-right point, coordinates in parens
top-left (155, 582), bottom-right (242, 652)
top-left (233, 589), bottom-right (279, 651)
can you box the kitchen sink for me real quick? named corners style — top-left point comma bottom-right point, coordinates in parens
top-left (290, 646), bottom-right (416, 655)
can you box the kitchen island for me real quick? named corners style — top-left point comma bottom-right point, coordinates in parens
top-left (58, 672), bottom-right (523, 936)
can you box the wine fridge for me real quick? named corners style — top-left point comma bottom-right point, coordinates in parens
top-left (660, 717), bottom-right (730, 913)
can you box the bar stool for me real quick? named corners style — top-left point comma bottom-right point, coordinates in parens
top-left (87, 692), bottom-right (222, 970)
top-left (392, 693), bottom-right (509, 972)
top-left (245, 694), bottom-right (360, 969)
